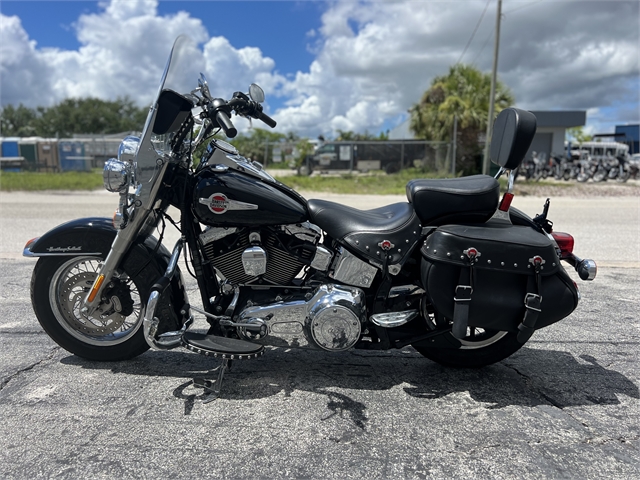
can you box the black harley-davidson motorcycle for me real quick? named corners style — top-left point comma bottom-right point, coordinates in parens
top-left (24, 37), bottom-right (597, 399)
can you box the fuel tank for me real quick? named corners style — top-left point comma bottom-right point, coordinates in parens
top-left (193, 168), bottom-right (308, 227)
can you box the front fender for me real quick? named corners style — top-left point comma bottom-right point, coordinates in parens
top-left (24, 217), bottom-right (188, 315)
top-left (24, 217), bottom-right (116, 257)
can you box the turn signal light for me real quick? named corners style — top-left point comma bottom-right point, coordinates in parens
top-left (24, 237), bottom-right (38, 250)
top-left (552, 232), bottom-right (574, 258)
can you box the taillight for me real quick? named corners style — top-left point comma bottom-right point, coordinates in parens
top-left (552, 232), bottom-right (574, 258)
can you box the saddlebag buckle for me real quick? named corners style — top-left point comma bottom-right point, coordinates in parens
top-left (452, 285), bottom-right (473, 339)
top-left (524, 292), bottom-right (542, 312)
top-left (517, 293), bottom-right (543, 343)
top-left (454, 285), bottom-right (473, 302)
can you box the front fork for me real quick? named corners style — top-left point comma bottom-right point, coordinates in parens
top-left (82, 207), bottom-right (153, 314)
top-left (83, 161), bottom-right (171, 313)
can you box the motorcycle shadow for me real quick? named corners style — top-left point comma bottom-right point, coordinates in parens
top-left (59, 345), bottom-right (638, 412)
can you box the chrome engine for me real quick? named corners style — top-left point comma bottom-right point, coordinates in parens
top-left (235, 284), bottom-right (365, 351)
top-left (199, 222), bottom-right (330, 285)
top-left (200, 224), bottom-right (369, 351)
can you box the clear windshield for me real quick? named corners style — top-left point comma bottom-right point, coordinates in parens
top-left (133, 36), bottom-right (276, 206)
top-left (135, 36), bottom-right (199, 207)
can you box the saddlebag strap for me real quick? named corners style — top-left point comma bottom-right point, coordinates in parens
top-left (452, 259), bottom-right (475, 339)
top-left (517, 266), bottom-right (543, 343)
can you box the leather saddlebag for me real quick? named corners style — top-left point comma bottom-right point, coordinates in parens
top-left (421, 223), bottom-right (579, 339)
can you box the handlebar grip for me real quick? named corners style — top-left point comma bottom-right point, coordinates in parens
top-left (258, 111), bottom-right (277, 128)
top-left (215, 110), bottom-right (238, 138)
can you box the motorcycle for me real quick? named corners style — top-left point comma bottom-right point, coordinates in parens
top-left (24, 37), bottom-right (597, 400)
top-left (607, 155), bottom-right (634, 182)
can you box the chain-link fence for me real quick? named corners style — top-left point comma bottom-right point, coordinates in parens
top-left (263, 140), bottom-right (453, 175)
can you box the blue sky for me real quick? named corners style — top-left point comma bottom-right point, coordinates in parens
top-left (1, 1), bottom-right (321, 73)
top-left (1, 0), bottom-right (639, 139)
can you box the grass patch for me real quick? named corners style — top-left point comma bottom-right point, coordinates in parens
top-left (275, 168), bottom-right (450, 195)
top-left (2, 167), bottom-right (580, 196)
top-left (0, 170), bottom-right (104, 191)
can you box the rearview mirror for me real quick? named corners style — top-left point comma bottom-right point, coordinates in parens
top-left (490, 108), bottom-right (537, 170)
top-left (249, 84), bottom-right (265, 103)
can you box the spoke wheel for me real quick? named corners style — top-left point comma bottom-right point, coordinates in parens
top-left (31, 248), bottom-right (179, 361)
top-left (50, 257), bottom-right (142, 347)
top-left (413, 308), bottom-right (524, 368)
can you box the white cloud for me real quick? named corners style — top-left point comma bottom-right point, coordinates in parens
top-left (1, 0), bottom-right (638, 138)
top-left (202, 36), bottom-right (284, 100)
top-left (273, 0), bottom-right (639, 136)
top-left (0, 15), bottom-right (56, 106)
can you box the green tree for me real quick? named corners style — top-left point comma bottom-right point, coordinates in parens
top-left (35, 97), bottom-right (147, 137)
top-left (566, 127), bottom-right (592, 144)
top-left (293, 138), bottom-right (315, 173)
top-left (0, 104), bottom-right (39, 136)
top-left (0, 97), bottom-right (147, 138)
top-left (228, 128), bottom-right (286, 164)
top-left (335, 130), bottom-right (389, 141)
top-left (410, 64), bottom-right (514, 174)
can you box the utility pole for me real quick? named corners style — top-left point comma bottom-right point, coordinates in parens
top-left (482, 0), bottom-right (502, 175)
top-left (452, 114), bottom-right (457, 175)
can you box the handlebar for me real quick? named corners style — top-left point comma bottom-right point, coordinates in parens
top-left (215, 110), bottom-right (238, 138)
top-left (207, 94), bottom-right (276, 138)
top-left (258, 110), bottom-right (277, 128)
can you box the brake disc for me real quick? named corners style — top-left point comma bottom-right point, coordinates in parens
top-left (58, 271), bottom-right (126, 336)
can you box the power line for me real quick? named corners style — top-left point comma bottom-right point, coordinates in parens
top-left (456, 0), bottom-right (493, 65)
top-left (471, 29), bottom-right (494, 65)
top-left (472, 0), bottom-right (546, 65)
top-left (503, 0), bottom-right (546, 15)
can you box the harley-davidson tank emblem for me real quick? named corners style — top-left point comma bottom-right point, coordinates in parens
top-left (199, 193), bottom-right (258, 215)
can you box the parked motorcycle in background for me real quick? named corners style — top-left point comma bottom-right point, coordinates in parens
top-left (23, 37), bottom-right (597, 400)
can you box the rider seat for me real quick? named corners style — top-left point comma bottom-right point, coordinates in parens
top-left (307, 200), bottom-right (421, 265)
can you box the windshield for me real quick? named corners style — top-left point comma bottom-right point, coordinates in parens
top-left (134, 36), bottom-right (199, 207)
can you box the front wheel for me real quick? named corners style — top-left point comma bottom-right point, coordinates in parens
top-left (413, 327), bottom-right (524, 368)
top-left (31, 251), bottom-right (175, 361)
top-left (617, 170), bottom-right (630, 182)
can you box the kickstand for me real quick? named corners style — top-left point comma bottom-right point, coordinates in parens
top-left (192, 359), bottom-right (231, 403)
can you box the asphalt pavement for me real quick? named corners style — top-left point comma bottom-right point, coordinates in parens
top-left (0, 188), bottom-right (638, 478)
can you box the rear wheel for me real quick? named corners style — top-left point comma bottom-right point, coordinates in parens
top-left (413, 327), bottom-right (524, 367)
top-left (412, 305), bottom-right (525, 369)
top-left (593, 168), bottom-right (608, 182)
top-left (385, 162), bottom-right (401, 174)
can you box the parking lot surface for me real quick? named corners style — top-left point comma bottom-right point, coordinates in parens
top-left (0, 190), bottom-right (638, 478)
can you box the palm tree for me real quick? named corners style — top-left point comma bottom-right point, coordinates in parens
top-left (410, 64), bottom-right (514, 174)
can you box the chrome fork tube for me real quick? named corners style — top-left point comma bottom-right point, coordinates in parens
top-left (82, 209), bottom-right (151, 313)
top-left (83, 161), bottom-right (170, 312)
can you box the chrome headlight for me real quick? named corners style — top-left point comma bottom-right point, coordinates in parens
top-left (103, 158), bottom-right (130, 193)
top-left (118, 135), bottom-right (140, 163)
